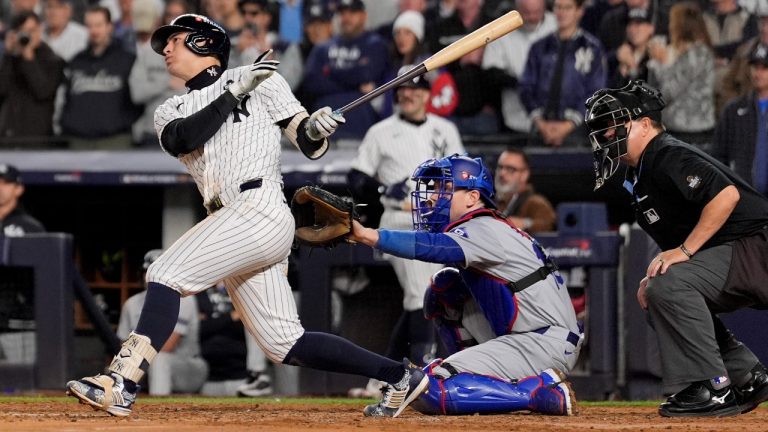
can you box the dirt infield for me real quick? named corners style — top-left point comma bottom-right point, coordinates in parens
top-left (0, 398), bottom-right (766, 432)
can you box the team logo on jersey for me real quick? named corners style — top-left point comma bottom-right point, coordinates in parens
top-left (232, 95), bottom-right (251, 122)
top-left (686, 175), bottom-right (701, 189)
top-left (206, 67), bottom-right (218, 77)
top-left (450, 227), bottom-right (468, 238)
top-left (643, 208), bottom-right (660, 224)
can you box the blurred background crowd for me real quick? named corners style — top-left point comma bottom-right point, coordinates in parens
top-left (0, 0), bottom-right (767, 182)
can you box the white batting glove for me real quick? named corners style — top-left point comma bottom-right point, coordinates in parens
top-left (228, 49), bottom-right (279, 99)
top-left (306, 107), bottom-right (345, 141)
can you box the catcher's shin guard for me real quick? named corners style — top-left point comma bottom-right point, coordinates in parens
top-left (411, 366), bottom-right (576, 416)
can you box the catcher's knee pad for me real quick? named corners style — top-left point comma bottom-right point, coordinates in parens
top-left (460, 272), bottom-right (517, 336)
top-left (108, 332), bottom-right (158, 383)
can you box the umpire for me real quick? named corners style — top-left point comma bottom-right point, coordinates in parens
top-left (584, 80), bottom-right (768, 417)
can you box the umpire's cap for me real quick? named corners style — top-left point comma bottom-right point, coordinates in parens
top-left (151, 14), bottom-right (231, 70)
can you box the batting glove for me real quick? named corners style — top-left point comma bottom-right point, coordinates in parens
top-left (228, 49), bottom-right (279, 99)
top-left (306, 107), bottom-right (345, 141)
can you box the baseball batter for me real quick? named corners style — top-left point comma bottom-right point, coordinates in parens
top-left (348, 68), bottom-right (464, 368)
top-left (66, 14), bottom-right (426, 418)
top-left (349, 154), bottom-right (581, 416)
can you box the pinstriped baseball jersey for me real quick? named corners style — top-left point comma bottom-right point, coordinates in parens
top-left (155, 68), bottom-right (303, 205)
top-left (148, 67), bottom-right (310, 361)
top-left (351, 113), bottom-right (464, 310)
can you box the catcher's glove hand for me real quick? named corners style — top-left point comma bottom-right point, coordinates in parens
top-left (291, 186), bottom-right (357, 247)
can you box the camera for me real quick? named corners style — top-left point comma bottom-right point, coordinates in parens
top-left (17, 31), bottom-right (30, 47)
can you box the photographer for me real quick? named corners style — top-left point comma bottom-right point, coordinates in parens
top-left (0, 11), bottom-right (64, 145)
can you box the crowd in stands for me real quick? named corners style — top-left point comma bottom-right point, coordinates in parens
top-left (0, 0), bottom-right (767, 193)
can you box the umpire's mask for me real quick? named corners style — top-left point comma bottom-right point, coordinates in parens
top-left (584, 80), bottom-right (665, 190)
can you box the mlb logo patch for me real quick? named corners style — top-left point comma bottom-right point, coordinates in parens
top-left (712, 376), bottom-right (729, 385)
top-left (450, 227), bottom-right (468, 238)
top-left (643, 208), bottom-right (660, 224)
top-left (686, 175), bottom-right (701, 189)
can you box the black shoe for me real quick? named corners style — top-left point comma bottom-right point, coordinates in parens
top-left (736, 364), bottom-right (768, 414)
top-left (659, 380), bottom-right (741, 417)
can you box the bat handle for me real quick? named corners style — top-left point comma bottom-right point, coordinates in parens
top-left (334, 64), bottom-right (428, 115)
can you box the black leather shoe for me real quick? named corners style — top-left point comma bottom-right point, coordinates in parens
top-left (736, 365), bottom-right (768, 414)
top-left (659, 380), bottom-right (741, 417)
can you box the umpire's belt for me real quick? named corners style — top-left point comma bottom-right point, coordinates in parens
top-left (533, 326), bottom-right (581, 346)
top-left (206, 178), bottom-right (263, 214)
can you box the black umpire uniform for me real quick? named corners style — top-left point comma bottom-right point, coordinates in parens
top-left (586, 80), bottom-right (768, 417)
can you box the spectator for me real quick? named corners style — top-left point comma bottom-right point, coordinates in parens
top-left (117, 249), bottom-right (208, 396)
top-left (295, 0), bottom-right (332, 108)
top-left (718, 2), bottom-right (768, 111)
top-left (482, 0), bottom-right (556, 135)
top-left (277, 0), bottom-right (303, 43)
top-left (303, 0), bottom-right (389, 139)
top-left (207, 0), bottom-right (245, 37)
top-left (714, 42), bottom-right (768, 195)
top-left (380, 10), bottom-right (430, 117)
top-left (0, 11), bottom-right (64, 144)
top-left (647, 2), bottom-right (716, 150)
top-left (598, 0), bottom-right (665, 55)
top-left (128, 0), bottom-right (184, 148)
top-left (0, 163), bottom-right (44, 236)
top-left (42, 0), bottom-right (88, 63)
top-left (112, 0), bottom-right (137, 53)
top-left (429, 0), bottom-right (497, 135)
top-left (704, 0), bottom-right (758, 113)
top-left (581, 0), bottom-right (622, 36)
top-left (162, 0), bottom-right (191, 25)
top-left (230, 0), bottom-right (303, 90)
top-left (197, 282), bottom-right (273, 397)
top-left (60, 6), bottom-right (139, 149)
top-left (520, 0), bottom-right (606, 147)
top-left (494, 147), bottom-right (556, 233)
top-left (347, 69), bottom-right (464, 396)
top-left (610, 7), bottom-right (654, 87)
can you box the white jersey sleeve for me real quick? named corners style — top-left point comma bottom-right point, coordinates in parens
top-left (350, 125), bottom-right (383, 177)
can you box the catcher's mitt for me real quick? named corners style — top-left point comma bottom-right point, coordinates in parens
top-left (291, 186), bottom-right (356, 247)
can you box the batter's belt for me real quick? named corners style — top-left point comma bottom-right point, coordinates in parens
top-left (206, 178), bottom-right (263, 214)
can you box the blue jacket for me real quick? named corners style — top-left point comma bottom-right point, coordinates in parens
top-left (520, 29), bottom-right (606, 126)
top-left (303, 31), bottom-right (389, 138)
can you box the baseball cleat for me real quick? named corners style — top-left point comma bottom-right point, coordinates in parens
top-left (363, 359), bottom-right (430, 418)
top-left (658, 380), bottom-right (741, 417)
top-left (736, 364), bottom-right (768, 414)
top-left (66, 373), bottom-right (138, 417)
top-left (532, 368), bottom-right (578, 416)
top-left (237, 371), bottom-right (274, 397)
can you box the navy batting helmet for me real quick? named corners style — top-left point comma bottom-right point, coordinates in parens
top-left (151, 14), bottom-right (231, 70)
top-left (410, 154), bottom-right (495, 233)
top-left (584, 80), bottom-right (665, 190)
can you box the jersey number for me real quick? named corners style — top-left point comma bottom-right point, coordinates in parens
top-left (232, 95), bottom-right (251, 123)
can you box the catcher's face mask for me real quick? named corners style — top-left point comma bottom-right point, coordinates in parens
top-left (411, 159), bottom-right (455, 233)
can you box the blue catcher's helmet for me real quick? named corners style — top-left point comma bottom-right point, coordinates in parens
top-left (410, 154), bottom-right (495, 233)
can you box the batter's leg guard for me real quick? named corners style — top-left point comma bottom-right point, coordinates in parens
top-left (411, 365), bottom-right (577, 416)
top-left (66, 333), bottom-right (157, 417)
top-left (424, 268), bottom-right (476, 354)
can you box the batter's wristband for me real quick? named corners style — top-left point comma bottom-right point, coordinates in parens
top-left (679, 244), bottom-right (693, 258)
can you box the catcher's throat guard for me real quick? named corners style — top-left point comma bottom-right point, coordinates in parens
top-left (291, 186), bottom-right (357, 247)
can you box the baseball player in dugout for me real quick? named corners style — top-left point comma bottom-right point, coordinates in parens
top-left (66, 14), bottom-right (425, 418)
top-left (348, 154), bottom-right (582, 416)
top-left (494, 147), bottom-right (556, 234)
top-left (584, 79), bottom-right (768, 417)
top-left (347, 67), bottom-right (464, 396)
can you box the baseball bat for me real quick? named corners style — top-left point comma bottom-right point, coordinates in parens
top-left (335, 10), bottom-right (524, 115)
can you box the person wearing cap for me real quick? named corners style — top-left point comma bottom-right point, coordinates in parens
top-left (609, 7), bottom-right (654, 87)
top-left (0, 164), bottom-right (44, 237)
top-left (585, 79), bottom-right (768, 417)
top-left (231, 0), bottom-right (303, 90)
top-left (482, 0), bottom-right (556, 134)
top-left (714, 42), bottom-right (768, 196)
top-left (347, 66), bottom-right (464, 397)
top-left (298, 0), bottom-right (332, 62)
top-left (117, 249), bottom-right (209, 396)
top-left (718, 2), bottom-right (768, 110)
top-left (303, 0), bottom-right (390, 139)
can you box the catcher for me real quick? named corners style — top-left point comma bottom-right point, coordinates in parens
top-left (293, 154), bottom-right (581, 416)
